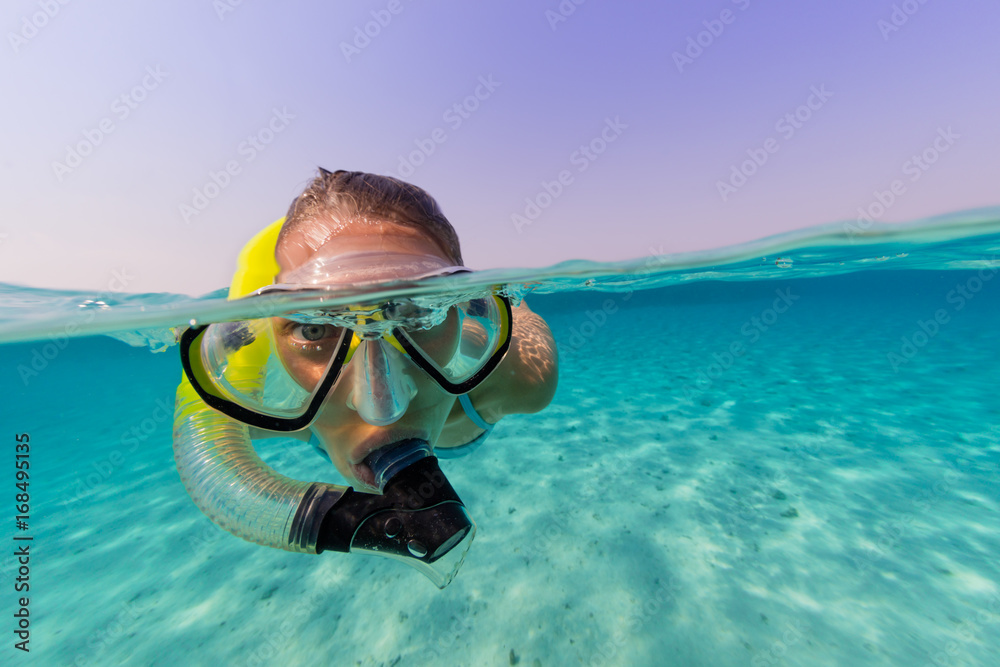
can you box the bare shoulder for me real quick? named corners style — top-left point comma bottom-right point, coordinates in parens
top-left (469, 298), bottom-right (559, 421)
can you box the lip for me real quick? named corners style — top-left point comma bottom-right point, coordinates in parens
top-left (348, 430), bottom-right (429, 491)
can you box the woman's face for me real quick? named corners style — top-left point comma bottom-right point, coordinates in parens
top-left (273, 221), bottom-right (461, 491)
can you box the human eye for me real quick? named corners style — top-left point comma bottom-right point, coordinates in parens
top-left (275, 319), bottom-right (342, 351)
top-left (293, 323), bottom-right (331, 342)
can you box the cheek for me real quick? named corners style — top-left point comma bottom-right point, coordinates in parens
top-left (273, 337), bottom-right (334, 392)
top-left (412, 310), bottom-right (461, 366)
top-left (409, 373), bottom-right (452, 408)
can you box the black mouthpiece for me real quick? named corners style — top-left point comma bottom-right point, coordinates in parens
top-left (315, 443), bottom-right (468, 558)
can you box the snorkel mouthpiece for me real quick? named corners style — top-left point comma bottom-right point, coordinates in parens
top-left (316, 439), bottom-right (475, 588)
top-left (364, 438), bottom-right (433, 492)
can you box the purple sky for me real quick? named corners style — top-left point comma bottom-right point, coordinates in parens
top-left (2, 0), bottom-right (998, 295)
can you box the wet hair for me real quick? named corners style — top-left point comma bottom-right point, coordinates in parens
top-left (276, 169), bottom-right (463, 270)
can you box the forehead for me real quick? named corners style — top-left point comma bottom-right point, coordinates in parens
top-left (277, 219), bottom-right (448, 277)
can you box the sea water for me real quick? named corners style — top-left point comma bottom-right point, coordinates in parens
top-left (2, 211), bottom-right (999, 666)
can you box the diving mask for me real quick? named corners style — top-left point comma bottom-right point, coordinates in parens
top-left (179, 287), bottom-right (513, 431)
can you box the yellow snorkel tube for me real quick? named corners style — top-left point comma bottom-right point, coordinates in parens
top-left (171, 219), bottom-right (476, 588)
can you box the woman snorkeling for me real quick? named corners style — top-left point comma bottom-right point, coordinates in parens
top-left (174, 169), bottom-right (558, 586)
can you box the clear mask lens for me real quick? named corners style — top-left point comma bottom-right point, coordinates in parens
top-left (197, 318), bottom-right (347, 419)
top-left (395, 295), bottom-right (509, 384)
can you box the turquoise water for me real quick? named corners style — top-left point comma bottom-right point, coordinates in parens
top-left (2, 211), bottom-right (1000, 666)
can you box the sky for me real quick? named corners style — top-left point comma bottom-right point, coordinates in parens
top-left (1, 0), bottom-right (998, 295)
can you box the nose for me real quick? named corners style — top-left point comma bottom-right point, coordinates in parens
top-left (346, 339), bottom-right (417, 426)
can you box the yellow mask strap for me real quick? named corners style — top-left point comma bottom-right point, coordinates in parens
top-left (230, 218), bottom-right (285, 300)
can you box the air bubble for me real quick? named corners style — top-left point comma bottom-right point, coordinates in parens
top-left (384, 516), bottom-right (402, 538)
top-left (407, 540), bottom-right (428, 558)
